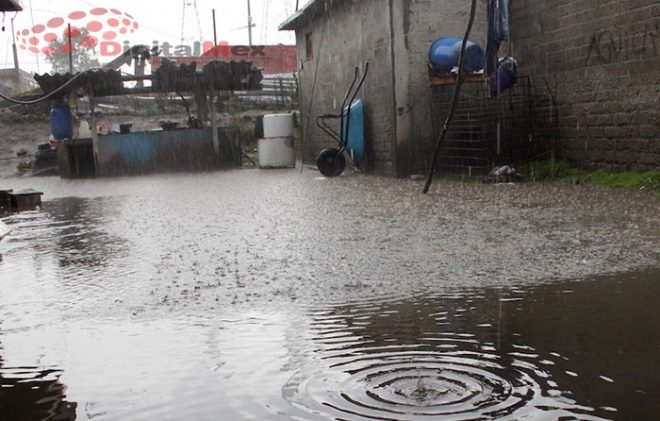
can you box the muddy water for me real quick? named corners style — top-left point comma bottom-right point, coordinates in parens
top-left (0, 169), bottom-right (659, 420)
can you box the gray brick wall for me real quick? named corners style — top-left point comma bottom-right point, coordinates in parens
top-left (511, 0), bottom-right (660, 170)
top-left (287, 0), bottom-right (658, 175)
top-left (293, 0), bottom-right (396, 175)
top-left (290, 0), bottom-right (490, 176)
top-left (401, 0), bottom-right (489, 175)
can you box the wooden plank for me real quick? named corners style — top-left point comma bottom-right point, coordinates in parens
top-left (429, 75), bottom-right (485, 85)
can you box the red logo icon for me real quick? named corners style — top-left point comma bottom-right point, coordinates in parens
top-left (18, 7), bottom-right (139, 55)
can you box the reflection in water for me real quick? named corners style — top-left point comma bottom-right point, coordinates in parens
top-left (505, 271), bottom-right (660, 421)
top-left (285, 272), bottom-right (659, 420)
top-left (0, 338), bottom-right (76, 420)
top-left (48, 197), bottom-right (126, 269)
top-left (0, 196), bottom-right (125, 276)
top-left (0, 196), bottom-right (123, 421)
top-left (0, 172), bottom-right (659, 420)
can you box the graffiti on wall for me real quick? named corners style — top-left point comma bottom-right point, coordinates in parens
top-left (587, 22), bottom-right (660, 64)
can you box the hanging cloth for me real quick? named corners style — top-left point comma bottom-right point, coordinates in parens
top-left (485, 0), bottom-right (509, 76)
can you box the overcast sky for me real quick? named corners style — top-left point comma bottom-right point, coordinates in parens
top-left (1, 0), bottom-right (303, 74)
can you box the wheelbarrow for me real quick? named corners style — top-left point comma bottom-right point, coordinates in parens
top-left (316, 63), bottom-right (369, 177)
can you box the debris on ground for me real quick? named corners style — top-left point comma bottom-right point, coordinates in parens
top-left (484, 165), bottom-right (523, 183)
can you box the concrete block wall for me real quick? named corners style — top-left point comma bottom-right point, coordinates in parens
top-left (397, 0), bottom-right (490, 175)
top-left (511, 0), bottom-right (660, 171)
top-left (402, 0), bottom-right (660, 173)
top-left (287, 0), bottom-right (658, 175)
top-left (293, 0), bottom-right (397, 175)
top-left (292, 0), bottom-right (491, 177)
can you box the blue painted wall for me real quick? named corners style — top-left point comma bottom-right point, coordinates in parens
top-left (58, 127), bottom-right (241, 178)
top-left (97, 127), bottom-right (240, 176)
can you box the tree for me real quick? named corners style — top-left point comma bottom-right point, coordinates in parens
top-left (44, 27), bottom-right (101, 74)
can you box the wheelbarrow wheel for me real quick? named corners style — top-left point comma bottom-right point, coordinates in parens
top-left (317, 148), bottom-right (346, 177)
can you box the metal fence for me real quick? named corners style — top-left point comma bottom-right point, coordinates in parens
top-left (430, 76), bottom-right (559, 176)
top-left (233, 73), bottom-right (297, 108)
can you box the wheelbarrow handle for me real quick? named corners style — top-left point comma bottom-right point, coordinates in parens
top-left (341, 63), bottom-right (369, 148)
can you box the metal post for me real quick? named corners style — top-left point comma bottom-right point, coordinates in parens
top-left (10, 15), bottom-right (19, 81)
top-left (212, 9), bottom-right (218, 54)
top-left (68, 23), bottom-right (73, 73)
top-left (90, 96), bottom-right (99, 176)
top-left (211, 88), bottom-right (219, 158)
top-left (247, 0), bottom-right (253, 47)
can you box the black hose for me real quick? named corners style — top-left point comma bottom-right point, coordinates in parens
top-left (0, 67), bottom-right (107, 105)
top-left (423, 0), bottom-right (478, 194)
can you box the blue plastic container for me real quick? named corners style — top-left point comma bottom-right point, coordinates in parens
top-left (51, 105), bottom-right (74, 140)
top-left (490, 57), bottom-right (518, 95)
top-left (429, 37), bottom-right (485, 73)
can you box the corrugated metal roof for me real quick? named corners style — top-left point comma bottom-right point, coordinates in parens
top-left (34, 69), bottom-right (124, 98)
top-left (153, 58), bottom-right (263, 92)
top-left (279, 0), bottom-right (333, 31)
top-left (33, 59), bottom-right (263, 99)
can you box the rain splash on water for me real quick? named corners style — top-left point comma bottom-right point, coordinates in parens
top-left (1, 170), bottom-right (659, 420)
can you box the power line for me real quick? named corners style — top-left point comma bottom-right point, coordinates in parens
top-left (28, 0), bottom-right (40, 73)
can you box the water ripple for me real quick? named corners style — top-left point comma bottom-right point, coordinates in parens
top-left (285, 293), bottom-right (614, 421)
top-left (288, 346), bottom-right (614, 420)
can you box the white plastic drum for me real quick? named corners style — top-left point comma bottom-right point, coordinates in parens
top-left (258, 137), bottom-right (295, 168)
top-left (263, 113), bottom-right (294, 138)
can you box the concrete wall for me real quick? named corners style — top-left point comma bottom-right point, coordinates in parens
top-left (290, 0), bottom-right (660, 175)
top-left (396, 0), bottom-right (489, 175)
top-left (294, 0), bottom-right (396, 175)
top-left (510, 0), bottom-right (660, 171)
top-left (290, 0), bottom-right (489, 177)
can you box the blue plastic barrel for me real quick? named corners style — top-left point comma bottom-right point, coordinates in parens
top-left (429, 37), bottom-right (485, 73)
top-left (51, 105), bottom-right (74, 140)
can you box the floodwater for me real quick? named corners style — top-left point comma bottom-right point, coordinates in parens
top-left (1, 169), bottom-right (659, 421)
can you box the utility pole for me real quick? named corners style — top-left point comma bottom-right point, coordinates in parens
top-left (10, 14), bottom-right (20, 81)
top-left (212, 9), bottom-right (218, 51)
top-left (67, 23), bottom-right (73, 74)
top-left (247, 0), bottom-right (253, 46)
